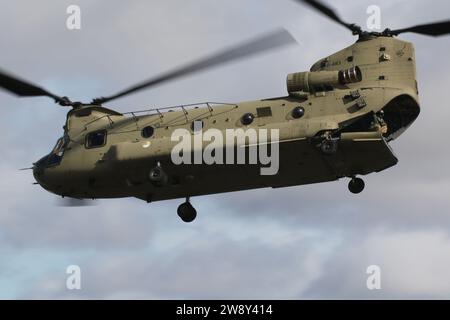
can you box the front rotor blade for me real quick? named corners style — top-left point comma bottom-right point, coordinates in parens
top-left (93, 29), bottom-right (297, 104)
top-left (297, 0), bottom-right (360, 34)
top-left (0, 69), bottom-right (66, 104)
top-left (391, 20), bottom-right (450, 36)
top-left (56, 197), bottom-right (96, 207)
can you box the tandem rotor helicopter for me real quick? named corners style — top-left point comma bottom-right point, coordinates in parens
top-left (1, 0), bottom-right (449, 222)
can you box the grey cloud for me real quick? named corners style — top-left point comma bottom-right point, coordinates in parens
top-left (22, 230), bottom-right (333, 299)
top-left (305, 229), bottom-right (450, 299)
top-left (0, 163), bottom-right (155, 250)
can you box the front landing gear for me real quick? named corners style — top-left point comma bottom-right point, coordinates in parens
top-left (348, 177), bottom-right (365, 194)
top-left (177, 197), bottom-right (197, 223)
top-left (320, 138), bottom-right (339, 155)
top-left (317, 131), bottom-right (339, 155)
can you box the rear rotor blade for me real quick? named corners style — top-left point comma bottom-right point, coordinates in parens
top-left (296, 0), bottom-right (361, 34)
top-left (390, 20), bottom-right (450, 37)
top-left (0, 69), bottom-right (70, 105)
top-left (93, 29), bottom-right (297, 104)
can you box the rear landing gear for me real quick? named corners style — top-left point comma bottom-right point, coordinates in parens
top-left (177, 197), bottom-right (197, 223)
top-left (348, 177), bottom-right (365, 194)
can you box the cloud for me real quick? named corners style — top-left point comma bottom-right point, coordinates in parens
top-left (306, 229), bottom-right (450, 299)
top-left (22, 219), bottom-right (339, 299)
top-left (0, 163), bottom-right (155, 250)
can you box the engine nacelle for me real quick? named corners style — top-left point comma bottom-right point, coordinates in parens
top-left (286, 66), bottom-right (362, 93)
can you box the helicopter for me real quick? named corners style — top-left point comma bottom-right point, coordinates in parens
top-left (1, 0), bottom-right (449, 222)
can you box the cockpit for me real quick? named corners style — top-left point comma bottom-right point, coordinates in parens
top-left (34, 136), bottom-right (69, 168)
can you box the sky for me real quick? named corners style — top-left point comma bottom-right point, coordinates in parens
top-left (0, 0), bottom-right (450, 299)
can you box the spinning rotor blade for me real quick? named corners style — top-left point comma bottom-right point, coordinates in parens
top-left (297, 0), bottom-right (450, 38)
top-left (0, 69), bottom-right (71, 105)
top-left (296, 0), bottom-right (361, 34)
top-left (56, 197), bottom-right (96, 207)
top-left (92, 29), bottom-right (297, 104)
top-left (390, 20), bottom-right (450, 37)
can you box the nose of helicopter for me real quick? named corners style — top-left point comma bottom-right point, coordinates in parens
top-left (32, 155), bottom-right (49, 187)
top-left (32, 154), bottom-right (77, 197)
top-left (32, 154), bottom-right (63, 191)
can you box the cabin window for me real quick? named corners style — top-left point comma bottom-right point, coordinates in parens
top-left (292, 106), bottom-right (305, 119)
top-left (241, 113), bottom-right (254, 125)
top-left (86, 130), bottom-right (107, 148)
top-left (141, 126), bottom-right (155, 138)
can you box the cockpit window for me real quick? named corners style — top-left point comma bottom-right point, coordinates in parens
top-left (47, 136), bottom-right (68, 167)
top-left (52, 137), bottom-right (65, 156)
top-left (47, 153), bottom-right (62, 166)
top-left (86, 130), bottom-right (107, 148)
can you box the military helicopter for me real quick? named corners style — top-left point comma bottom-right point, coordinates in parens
top-left (1, 0), bottom-right (449, 222)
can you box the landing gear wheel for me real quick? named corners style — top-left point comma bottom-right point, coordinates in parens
top-left (177, 200), bottom-right (197, 223)
top-left (348, 177), bottom-right (365, 194)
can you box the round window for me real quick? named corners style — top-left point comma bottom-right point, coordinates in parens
top-left (292, 106), bottom-right (305, 119)
top-left (141, 126), bottom-right (155, 138)
top-left (241, 113), bottom-right (254, 125)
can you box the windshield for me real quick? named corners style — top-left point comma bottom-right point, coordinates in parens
top-left (46, 136), bottom-right (68, 167)
top-left (52, 137), bottom-right (66, 156)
